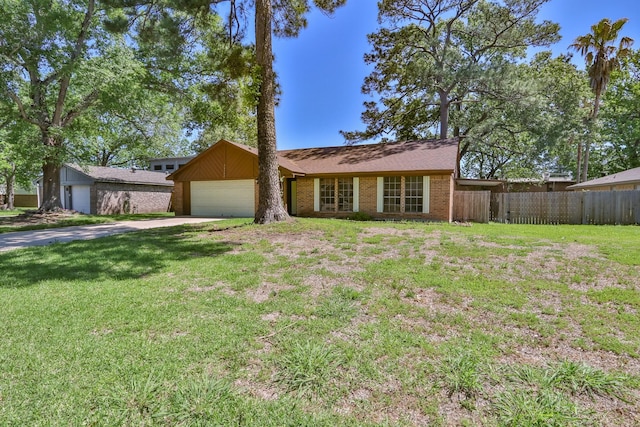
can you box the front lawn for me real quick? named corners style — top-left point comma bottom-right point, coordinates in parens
top-left (1, 219), bottom-right (638, 425)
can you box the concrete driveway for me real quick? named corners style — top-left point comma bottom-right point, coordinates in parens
top-left (0, 217), bottom-right (222, 253)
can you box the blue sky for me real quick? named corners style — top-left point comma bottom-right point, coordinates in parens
top-left (272, 0), bottom-right (640, 150)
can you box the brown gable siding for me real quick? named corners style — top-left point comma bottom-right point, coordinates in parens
top-left (225, 143), bottom-right (259, 179)
top-left (171, 141), bottom-right (258, 182)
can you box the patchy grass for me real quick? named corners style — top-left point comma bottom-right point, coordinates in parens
top-left (0, 218), bottom-right (639, 426)
top-left (0, 207), bottom-right (31, 217)
top-left (0, 210), bottom-right (175, 233)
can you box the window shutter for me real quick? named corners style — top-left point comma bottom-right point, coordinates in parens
top-left (353, 177), bottom-right (360, 212)
top-left (423, 176), bottom-right (430, 214)
top-left (377, 177), bottom-right (384, 213)
top-left (314, 178), bottom-right (320, 212)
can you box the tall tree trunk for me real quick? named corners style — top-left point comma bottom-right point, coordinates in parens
top-left (4, 165), bottom-right (16, 210)
top-left (581, 139), bottom-right (590, 183)
top-left (438, 89), bottom-right (450, 140)
top-left (576, 140), bottom-right (582, 184)
top-left (39, 133), bottom-right (63, 211)
top-left (453, 102), bottom-right (461, 178)
top-left (254, 0), bottom-right (289, 224)
top-left (583, 90), bottom-right (602, 182)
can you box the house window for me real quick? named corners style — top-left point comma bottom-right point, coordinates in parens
top-left (319, 178), bottom-right (335, 211)
top-left (383, 176), bottom-right (401, 212)
top-left (377, 176), bottom-right (430, 214)
top-left (165, 164), bottom-right (175, 170)
top-left (405, 176), bottom-right (423, 213)
top-left (153, 165), bottom-right (162, 171)
top-left (338, 178), bottom-right (353, 211)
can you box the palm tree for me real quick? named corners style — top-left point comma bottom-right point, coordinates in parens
top-left (570, 18), bottom-right (633, 182)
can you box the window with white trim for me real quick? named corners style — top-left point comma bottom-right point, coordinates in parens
top-left (377, 176), bottom-right (430, 214)
top-left (405, 176), bottom-right (423, 213)
top-left (338, 178), bottom-right (353, 212)
top-left (383, 176), bottom-right (401, 212)
top-left (319, 178), bottom-right (335, 211)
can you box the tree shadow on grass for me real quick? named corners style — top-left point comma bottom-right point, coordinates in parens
top-left (0, 225), bottom-right (241, 288)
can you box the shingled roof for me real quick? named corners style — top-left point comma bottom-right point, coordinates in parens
top-left (278, 138), bottom-right (459, 175)
top-left (166, 138), bottom-right (459, 181)
top-left (67, 164), bottom-right (173, 186)
top-left (567, 166), bottom-right (640, 190)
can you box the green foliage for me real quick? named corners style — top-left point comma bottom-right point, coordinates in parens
top-left (0, 0), bottom-right (260, 190)
top-left (570, 18), bottom-right (634, 100)
top-left (344, 0), bottom-right (563, 178)
top-left (600, 49), bottom-right (640, 172)
top-left (346, 211), bottom-right (373, 221)
top-left (570, 17), bottom-right (634, 180)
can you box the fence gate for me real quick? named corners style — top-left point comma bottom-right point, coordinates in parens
top-left (453, 191), bottom-right (490, 223)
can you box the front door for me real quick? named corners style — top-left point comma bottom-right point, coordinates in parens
top-left (286, 179), bottom-right (297, 216)
top-left (63, 186), bottom-right (72, 210)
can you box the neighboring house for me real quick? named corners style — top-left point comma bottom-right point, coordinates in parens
top-left (456, 174), bottom-right (574, 193)
top-left (504, 174), bottom-right (575, 192)
top-left (455, 178), bottom-right (504, 193)
top-left (168, 138), bottom-right (459, 221)
top-left (567, 166), bottom-right (640, 191)
top-left (149, 157), bottom-right (195, 173)
top-left (36, 164), bottom-right (173, 214)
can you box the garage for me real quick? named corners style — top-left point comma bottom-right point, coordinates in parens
top-left (191, 180), bottom-right (255, 217)
top-left (71, 185), bottom-right (91, 214)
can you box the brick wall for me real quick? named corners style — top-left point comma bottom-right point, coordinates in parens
top-left (295, 174), bottom-right (453, 221)
top-left (172, 182), bottom-right (184, 215)
top-left (95, 183), bottom-right (173, 214)
top-left (296, 178), bottom-right (315, 216)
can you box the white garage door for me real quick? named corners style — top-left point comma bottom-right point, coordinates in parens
top-left (71, 185), bottom-right (91, 214)
top-left (191, 180), bottom-right (255, 217)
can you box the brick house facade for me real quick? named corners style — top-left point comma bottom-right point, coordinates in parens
top-left (294, 174), bottom-right (453, 221)
top-left (169, 139), bottom-right (459, 221)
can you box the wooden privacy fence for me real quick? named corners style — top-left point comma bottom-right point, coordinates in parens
top-left (453, 191), bottom-right (491, 223)
top-left (453, 190), bottom-right (640, 225)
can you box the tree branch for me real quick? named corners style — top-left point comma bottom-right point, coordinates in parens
top-left (6, 91), bottom-right (40, 127)
top-left (52, 0), bottom-right (96, 126)
top-left (61, 90), bottom-right (100, 127)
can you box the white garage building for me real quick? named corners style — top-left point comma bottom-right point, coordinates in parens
top-left (37, 164), bottom-right (174, 214)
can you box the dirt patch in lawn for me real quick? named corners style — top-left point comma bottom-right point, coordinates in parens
top-left (0, 209), bottom-right (81, 227)
top-left (198, 221), bottom-right (640, 426)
